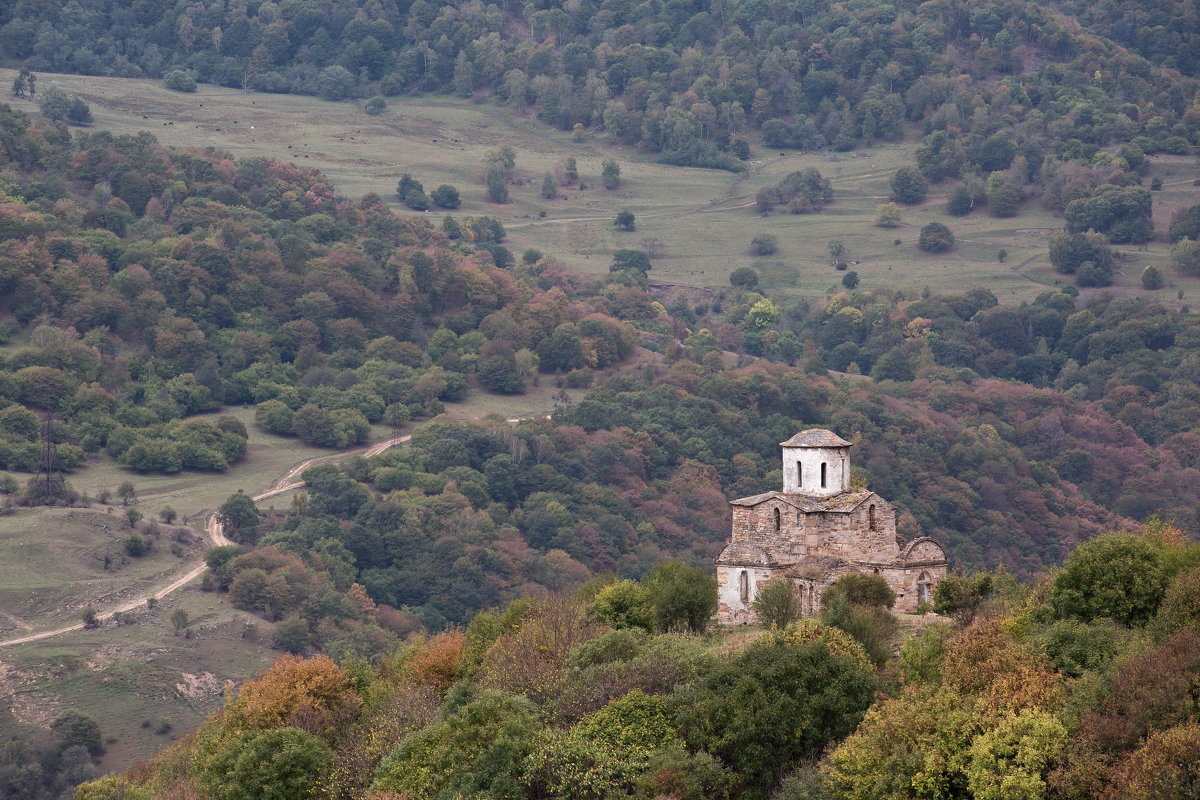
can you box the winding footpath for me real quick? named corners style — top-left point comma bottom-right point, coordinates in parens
top-left (0, 433), bottom-right (415, 649)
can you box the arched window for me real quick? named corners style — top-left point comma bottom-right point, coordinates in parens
top-left (820, 462), bottom-right (827, 487)
top-left (773, 507), bottom-right (781, 531)
top-left (739, 570), bottom-right (749, 603)
top-left (918, 571), bottom-right (932, 604)
top-left (797, 462), bottom-right (803, 487)
top-left (868, 505), bottom-right (876, 531)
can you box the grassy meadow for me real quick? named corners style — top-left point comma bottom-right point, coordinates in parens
top-left (0, 583), bottom-right (279, 772)
top-left (0, 506), bottom-right (277, 774)
top-left (10, 70), bottom-right (1198, 307)
top-left (62, 406), bottom-right (350, 521)
top-left (0, 507), bottom-right (203, 632)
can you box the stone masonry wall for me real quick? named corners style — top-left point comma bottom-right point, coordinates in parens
top-left (880, 564), bottom-right (947, 612)
top-left (733, 496), bottom-right (902, 564)
top-left (716, 565), bottom-right (776, 624)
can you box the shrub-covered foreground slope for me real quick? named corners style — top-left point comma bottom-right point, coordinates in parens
top-left (80, 523), bottom-right (1200, 800)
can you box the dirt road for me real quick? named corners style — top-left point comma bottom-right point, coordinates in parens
top-left (0, 433), bottom-right (415, 648)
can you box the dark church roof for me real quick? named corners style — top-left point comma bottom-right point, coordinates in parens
top-left (779, 429), bottom-right (852, 448)
top-left (729, 490), bottom-right (875, 512)
top-left (715, 541), bottom-right (781, 567)
top-left (786, 555), bottom-right (850, 580)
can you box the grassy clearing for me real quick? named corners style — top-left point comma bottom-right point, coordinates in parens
top-left (0, 584), bottom-right (278, 773)
top-left (57, 406), bottom-right (346, 521)
top-left (15, 70), bottom-right (1197, 307)
top-left (0, 507), bottom-right (204, 631)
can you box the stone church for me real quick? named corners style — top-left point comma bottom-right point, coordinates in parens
top-left (716, 429), bottom-right (947, 624)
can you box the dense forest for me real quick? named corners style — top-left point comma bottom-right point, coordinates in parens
top-left (76, 523), bottom-right (1200, 800)
top-left (2, 0), bottom-right (1199, 178)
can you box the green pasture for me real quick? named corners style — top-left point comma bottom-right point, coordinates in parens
top-left (0, 585), bottom-right (278, 773)
top-left (11, 70), bottom-right (1194, 306)
top-left (0, 507), bottom-right (202, 630)
top-left (64, 406), bottom-right (344, 520)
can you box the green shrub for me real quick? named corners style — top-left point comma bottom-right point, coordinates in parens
top-left (163, 69), bottom-right (197, 92)
top-left (593, 579), bottom-right (654, 632)
top-left (374, 689), bottom-right (540, 800)
top-left (918, 221), bottom-right (955, 252)
top-left (751, 576), bottom-right (799, 629)
top-left (672, 638), bottom-right (876, 799)
top-left (1049, 532), bottom-right (1172, 626)
top-left (643, 562), bottom-right (717, 633)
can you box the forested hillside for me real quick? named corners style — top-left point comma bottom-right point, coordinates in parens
top-left (2, 0), bottom-right (1200, 796)
top-left (2, 0), bottom-right (1197, 176)
top-left (0, 103), bottom-right (646, 478)
top-left (0, 91), bottom-right (1197, 645)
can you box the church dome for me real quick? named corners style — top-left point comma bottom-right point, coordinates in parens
top-left (779, 429), bottom-right (852, 448)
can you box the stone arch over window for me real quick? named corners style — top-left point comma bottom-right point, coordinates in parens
top-left (918, 571), bottom-right (933, 604)
top-left (739, 570), bottom-right (749, 604)
top-left (820, 462), bottom-right (827, 487)
top-left (773, 507), bottom-right (781, 531)
top-left (869, 504), bottom-right (876, 530)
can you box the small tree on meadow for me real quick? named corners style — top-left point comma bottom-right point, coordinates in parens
top-left (39, 86), bottom-right (72, 121)
top-left (218, 490), bottom-right (259, 543)
top-left (601, 158), bottom-right (620, 189)
top-left (1141, 264), bottom-right (1165, 290)
top-left (541, 173), bottom-right (557, 199)
top-left (875, 203), bottom-right (902, 227)
top-left (431, 185), bottom-right (461, 209)
top-left (171, 609), bottom-right (189, 634)
top-left (919, 222), bottom-right (956, 252)
top-left (750, 234), bottom-right (777, 255)
top-left (51, 711), bottom-right (103, 755)
top-left (485, 165), bottom-right (508, 204)
top-left (891, 166), bottom-right (928, 204)
top-left (610, 249), bottom-right (651, 275)
top-left (614, 210), bottom-right (635, 231)
top-left (829, 239), bottom-right (845, 266)
top-left (163, 69), bottom-right (197, 92)
top-left (729, 267), bottom-right (759, 289)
